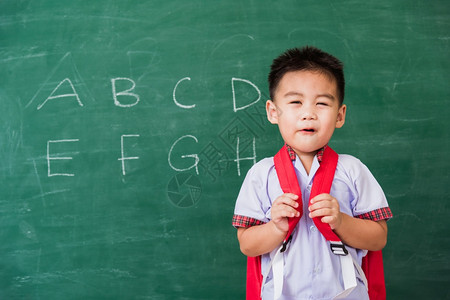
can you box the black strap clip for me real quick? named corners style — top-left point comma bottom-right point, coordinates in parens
top-left (280, 235), bottom-right (293, 253)
top-left (330, 242), bottom-right (348, 256)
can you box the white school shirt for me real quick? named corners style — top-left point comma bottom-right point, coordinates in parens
top-left (233, 153), bottom-right (390, 300)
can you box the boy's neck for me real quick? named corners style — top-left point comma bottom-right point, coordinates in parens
top-left (295, 151), bottom-right (318, 175)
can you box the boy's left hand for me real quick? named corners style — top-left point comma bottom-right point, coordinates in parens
top-left (308, 193), bottom-right (342, 230)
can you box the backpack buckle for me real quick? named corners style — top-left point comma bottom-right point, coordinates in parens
top-left (330, 241), bottom-right (348, 256)
top-left (280, 235), bottom-right (293, 253)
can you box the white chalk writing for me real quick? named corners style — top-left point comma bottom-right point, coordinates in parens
top-left (234, 137), bottom-right (256, 176)
top-left (173, 77), bottom-right (196, 109)
top-left (111, 77), bottom-right (140, 108)
top-left (168, 135), bottom-right (199, 175)
top-left (118, 134), bottom-right (140, 176)
top-left (231, 78), bottom-right (261, 112)
top-left (47, 139), bottom-right (79, 177)
top-left (37, 78), bottom-right (84, 110)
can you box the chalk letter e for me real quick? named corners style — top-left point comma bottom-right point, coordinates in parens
top-left (47, 139), bottom-right (79, 177)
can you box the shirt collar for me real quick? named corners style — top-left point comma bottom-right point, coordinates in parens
top-left (285, 144), bottom-right (327, 163)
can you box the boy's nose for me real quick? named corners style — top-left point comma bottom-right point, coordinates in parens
top-left (300, 107), bottom-right (316, 120)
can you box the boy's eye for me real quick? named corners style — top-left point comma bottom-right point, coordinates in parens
top-left (290, 100), bottom-right (302, 104)
top-left (317, 102), bottom-right (329, 106)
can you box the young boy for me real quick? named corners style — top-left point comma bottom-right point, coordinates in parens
top-left (232, 46), bottom-right (392, 299)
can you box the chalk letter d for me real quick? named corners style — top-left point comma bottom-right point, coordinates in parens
top-left (231, 78), bottom-right (261, 112)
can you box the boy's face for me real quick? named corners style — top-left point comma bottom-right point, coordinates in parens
top-left (266, 70), bottom-right (346, 158)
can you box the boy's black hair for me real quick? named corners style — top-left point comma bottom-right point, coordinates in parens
top-left (268, 46), bottom-right (345, 105)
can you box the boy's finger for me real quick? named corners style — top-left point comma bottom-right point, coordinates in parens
top-left (309, 207), bottom-right (327, 217)
top-left (309, 199), bottom-right (329, 211)
top-left (273, 202), bottom-right (301, 218)
top-left (275, 195), bottom-right (299, 208)
top-left (284, 193), bottom-right (299, 200)
top-left (283, 206), bottom-right (301, 218)
top-left (310, 193), bottom-right (331, 203)
top-left (309, 200), bottom-right (338, 214)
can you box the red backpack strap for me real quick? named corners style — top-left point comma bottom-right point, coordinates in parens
top-left (308, 147), bottom-right (339, 240)
top-left (362, 250), bottom-right (386, 300)
top-left (274, 145), bottom-right (343, 252)
top-left (246, 256), bottom-right (262, 300)
top-left (308, 147), bottom-right (348, 255)
top-left (273, 145), bottom-right (303, 248)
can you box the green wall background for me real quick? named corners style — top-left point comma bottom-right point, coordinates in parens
top-left (1, 1), bottom-right (449, 299)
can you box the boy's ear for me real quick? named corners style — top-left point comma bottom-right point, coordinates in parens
top-left (336, 104), bottom-right (346, 128)
top-left (266, 100), bottom-right (278, 124)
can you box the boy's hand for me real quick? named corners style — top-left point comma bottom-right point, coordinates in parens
top-left (271, 193), bottom-right (300, 233)
top-left (308, 193), bottom-right (342, 230)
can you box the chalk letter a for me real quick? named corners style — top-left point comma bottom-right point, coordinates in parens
top-left (37, 78), bottom-right (84, 110)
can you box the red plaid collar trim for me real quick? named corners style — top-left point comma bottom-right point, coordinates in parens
top-left (285, 144), bottom-right (327, 163)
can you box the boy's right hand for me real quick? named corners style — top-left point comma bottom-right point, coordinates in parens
top-left (271, 193), bottom-right (301, 233)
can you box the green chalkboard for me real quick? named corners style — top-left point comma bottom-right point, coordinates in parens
top-left (1, 1), bottom-right (449, 299)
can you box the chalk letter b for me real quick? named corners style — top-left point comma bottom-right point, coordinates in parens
top-left (112, 77), bottom-right (140, 108)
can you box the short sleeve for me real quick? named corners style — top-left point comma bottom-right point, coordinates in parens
top-left (232, 158), bottom-right (274, 228)
top-left (337, 155), bottom-right (392, 221)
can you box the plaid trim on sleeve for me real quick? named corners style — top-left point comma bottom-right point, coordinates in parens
top-left (355, 207), bottom-right (393, 221)
top-left (232, 214), bottom-right (266, 228)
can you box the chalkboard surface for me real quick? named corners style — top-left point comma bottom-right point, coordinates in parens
top-left (1, 1), bottom-right (449, 299)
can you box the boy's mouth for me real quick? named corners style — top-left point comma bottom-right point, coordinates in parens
top-left (301, 128), bottom-right (315, 133)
